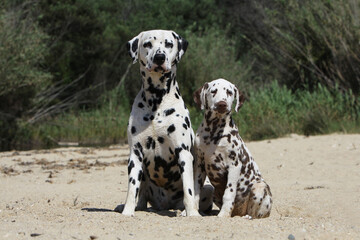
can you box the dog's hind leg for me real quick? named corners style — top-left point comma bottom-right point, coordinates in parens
top-left (246, 180), bottom-right (272, 218)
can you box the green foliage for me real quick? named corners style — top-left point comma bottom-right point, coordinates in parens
top-left (232, 82), bottom-right (360, 140)
top-left (16, 85), bottom-right (131, 149)
top-left (222, 0), bottom-right (360, 94)
top-left (178, 27), bottom-right (249, 104)
top-left (0, 4), bottom-right (51, 97)
top-left (17, 82), bottom-right (359, 149)
top-left (0, 1), bottom-right (51, 150)
top-left (1, 0), bottom-right (360, 150)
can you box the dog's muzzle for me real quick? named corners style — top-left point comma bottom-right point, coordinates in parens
top-left (215, 101), bottom-right (228, 114)
top-left (153, 53), bottom-right (165, 66)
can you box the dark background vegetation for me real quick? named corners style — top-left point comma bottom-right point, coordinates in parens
top-left (0, 0), bottom-right (359, 151)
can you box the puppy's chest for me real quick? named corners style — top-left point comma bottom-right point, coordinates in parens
top-left (203, 145), bottom-right (239, 173)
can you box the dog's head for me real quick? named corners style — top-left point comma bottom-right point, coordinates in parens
top-left (127, 30), bottom-right (188, 73)
top-left (193, 79), bottom-right (245, 114)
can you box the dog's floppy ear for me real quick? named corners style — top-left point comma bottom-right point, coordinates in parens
top-left (234, 86), bottom-right (245, 112)
top-left (172, 31), bottom-right (188, 64)
top-left (193, 83), bottom-right (208, 110)
top-left (127, 33), bottom-right (142, 64)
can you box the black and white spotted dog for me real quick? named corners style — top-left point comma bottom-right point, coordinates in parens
top-left (117, 30), bottom-right (207, 216)
top-left (193, 79), bottom-right (272, 218)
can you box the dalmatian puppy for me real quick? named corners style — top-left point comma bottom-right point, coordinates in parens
top-left (193, 78), bottom-right (272, 218)
top-left (117, 30), bottom-right (210, 217)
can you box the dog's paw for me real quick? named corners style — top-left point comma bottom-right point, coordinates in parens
top-left (181, 209), bottom-right (201, 217)
top-left (115, 204), bottom-right (135, 216)
top-left (122, 209), bottom-right (135, 216)
top-left (217, 210), bottom-right (231, 217)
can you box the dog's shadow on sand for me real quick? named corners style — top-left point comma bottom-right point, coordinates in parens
top-left (81, 204), bottom-right (178, 217)
top-left (82, 204), bottom-right (219, 217)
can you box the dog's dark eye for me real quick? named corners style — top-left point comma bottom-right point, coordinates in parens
top-left (143, 42), bottom-right (152, 48)
top-left (211, 89), bottom-right (218, 96)
top-left (226, 90), bottom-right (233, 96)
top-left (165, 41), bottom-right (173, 49)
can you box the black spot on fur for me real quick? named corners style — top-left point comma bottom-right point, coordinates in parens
top-left (185, 117), bottom-right (190, 128)
top-left (131, 126), bottom-right (136, 134)
top-left (138, 102), bottom-right (144, 108)
top-left (135, 142), bottom-right (143, 153)
top-left (164, 108), bottom-right (175, 116)
top-left (188, 188), bottom-right (192, 196)
top-left (178, 160), bottom-right (186, 173)
top-left (167, 124), bottom-right (176, 134)
top-left (146, 137), bottom-right (153, 149)
top-left (134, 149), bottom-right (140, 158)
top-left (138, 170), bottom-right (143, 181)
top-left (174, 147), bottom-right (183, 161)
top-left (229, 151), bottom-right (236, 160)
top-left (158, 137), bottom-right (164, 144)
top-left (135, 187), bottom-right (139, 198)
top-left (182, 123), bottom-right (188, 130)
top-left (131, 38), bottom-right (138, 52)
top-left (128, 160), bottom-right (134, 174)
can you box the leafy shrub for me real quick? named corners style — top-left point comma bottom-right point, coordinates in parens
top-left (221, 0), bottom-right (360, 94)
top-left (178, 27), bottom-right (250, 104)
top-left (0, 2), bottom-right (51, 150)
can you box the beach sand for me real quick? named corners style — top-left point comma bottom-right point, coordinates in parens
top-left (1, 134), bottom-right (359, 239)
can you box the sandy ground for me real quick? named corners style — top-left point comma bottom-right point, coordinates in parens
top-left (0, 134), bottom-right (359, 240)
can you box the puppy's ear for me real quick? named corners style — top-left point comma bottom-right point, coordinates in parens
top-left (234, 86), bottom-right (245, 112)
top-left (127, 33), bottom-right (142, 64)
top-left (172, 31), bottom-right (188, 64)
top-left (193, 83), bottom-right (208, 110)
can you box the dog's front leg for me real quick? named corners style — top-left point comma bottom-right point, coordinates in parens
top-left (179, 150), bottom-right (201, 216)
top-left (193, 158), bottom-right (203, 210)
top-left (218, 162), bottom-right (241, 217)
top-left (122, 148), bottom-right (143, 216)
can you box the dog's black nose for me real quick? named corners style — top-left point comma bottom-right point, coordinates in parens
top-left (215, 101), bottom-right (227, 113)
top-left (153, 54), bottom-right (165, 65)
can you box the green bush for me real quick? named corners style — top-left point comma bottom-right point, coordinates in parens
top-left (232, 82), bottom-right (360, 140)
top-left (0, 2), bottom-right (51, 150)
top-left (222, 0), bottom-right (360, 94)
top-left (17, 84), bottom-right (131, 149)
top-left (178, 27), bottom-right (250, 104)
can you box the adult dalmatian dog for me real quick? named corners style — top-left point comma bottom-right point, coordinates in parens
top-left (193, 79), bottom-right (272, 218)
top-left (117, 30), bottom-right (211, 216)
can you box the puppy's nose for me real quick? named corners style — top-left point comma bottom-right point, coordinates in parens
top-left (153, 54), bottom-right (165, 65)
top-left (215, 101), bottom-right (227, 113)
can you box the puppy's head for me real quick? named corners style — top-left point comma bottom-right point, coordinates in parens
top-left (127, 30), bottom-right (188, 73)
top-left (194, 79), bottom-right (245, 114)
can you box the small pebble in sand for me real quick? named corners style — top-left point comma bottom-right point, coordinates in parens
top-left (288, 234), bottom-right (295, 240)
top-left (30, 233), bottom-right (42, 237)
